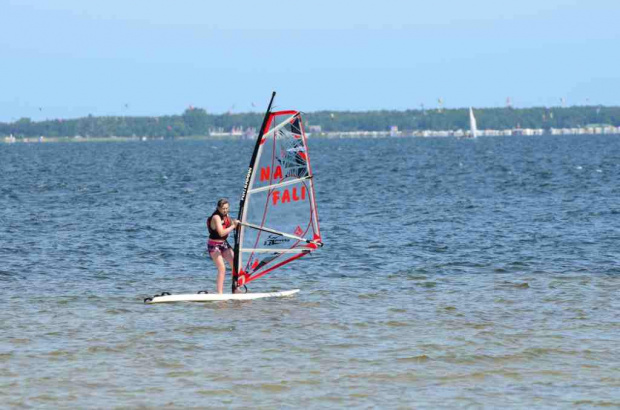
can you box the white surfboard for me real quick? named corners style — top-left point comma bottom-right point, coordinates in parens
top-left (145, 289), bottom-right (299, 304)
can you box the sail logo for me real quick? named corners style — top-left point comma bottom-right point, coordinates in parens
top-left (263, 235), bottom-right (290, 246)
top-left (260, 165), bottom-right (283, 181)
top-left (240, 167), bottom-right (253, 201)
top-left (260, 164), bottom-right (306, 182)
top-left (270, 186), bottom-right (307, 206)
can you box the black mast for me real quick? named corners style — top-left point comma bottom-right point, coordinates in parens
top-left (232, 91), bottom-right (276, 293)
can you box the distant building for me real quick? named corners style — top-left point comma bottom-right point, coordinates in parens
top-left (243, 127), bottom-right (257, 139)
top-left (389, 125), bottom-right (400, 137)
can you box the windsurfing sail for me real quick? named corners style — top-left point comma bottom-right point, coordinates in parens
top-left (469, 107), bottom-right (478, 139)
top-left (233, 92), bottom-right (322, 292)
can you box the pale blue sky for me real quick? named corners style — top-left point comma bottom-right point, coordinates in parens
top-left (1, 0), bottom-right (619, 121)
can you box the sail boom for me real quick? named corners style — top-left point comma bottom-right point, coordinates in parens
top-left (240, 248), bottom-right (311, 254)
top-left (240, 221), bottom-right (313, 243)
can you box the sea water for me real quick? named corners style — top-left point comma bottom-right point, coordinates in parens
top-left (1, 135), bottom-right (619, 408)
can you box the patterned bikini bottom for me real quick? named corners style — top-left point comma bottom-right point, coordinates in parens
top-left (207, 239), bottom-right (231, 254)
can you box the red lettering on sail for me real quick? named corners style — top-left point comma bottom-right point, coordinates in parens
top-left (271, 190), bottom-right (280, 205)
top-left (282, 189), bottom-right (291, 203)
top-left (273, 165), bottom-right (283, 180)
top-left (260, 167), bottom-right (271, 181)
top-left (270, 186), bottom-right (309, 207)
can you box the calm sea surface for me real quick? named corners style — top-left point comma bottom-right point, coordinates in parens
top-left (1, 135), bottom-right (619, 408)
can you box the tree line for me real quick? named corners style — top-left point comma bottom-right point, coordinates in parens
top-left (2, 106), bottom-right (620, 138)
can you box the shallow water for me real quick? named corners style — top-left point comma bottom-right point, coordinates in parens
top-left (1, 135), bottom-right (620, 408)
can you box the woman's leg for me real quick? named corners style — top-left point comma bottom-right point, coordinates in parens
top-left (221, 247), bottom-right (235, 269)
top-left (210, 250), bottom-right (226, 294)
top-left (221, 248), bottom-right (238, 292)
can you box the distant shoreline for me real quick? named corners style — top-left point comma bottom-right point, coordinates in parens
top-left (3, 127), bottom-right (620, 145)
top-left (3, 106), bottom-right (620, 140)
top-left (1, 135), bottom-right (245, 144)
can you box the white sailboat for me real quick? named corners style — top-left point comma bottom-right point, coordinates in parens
top-left (469, 107), bottom-right (478, 139)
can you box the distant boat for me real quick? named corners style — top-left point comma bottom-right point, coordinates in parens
top-left (469, 107), bottom-right (478, 139)
top-left (469, 107), bottom-right (478, 138)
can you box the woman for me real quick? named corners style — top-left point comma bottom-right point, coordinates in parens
top-left (207, 198), bottom-right (239, 294)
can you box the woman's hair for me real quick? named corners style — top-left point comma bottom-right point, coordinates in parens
top-left (217, 198), bottom-right (229, 209)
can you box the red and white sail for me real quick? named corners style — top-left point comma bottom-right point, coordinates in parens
top-left (233, 93), bottom-right (322, 291)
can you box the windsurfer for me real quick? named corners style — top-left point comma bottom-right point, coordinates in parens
top-left (207, 198), bottom-right (240, 294)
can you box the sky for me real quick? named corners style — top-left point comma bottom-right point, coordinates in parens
top-left (1, 0), bottom-right (619, 122)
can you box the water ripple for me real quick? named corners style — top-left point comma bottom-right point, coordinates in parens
top-left (1, 136), bottom-right (620, 408)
